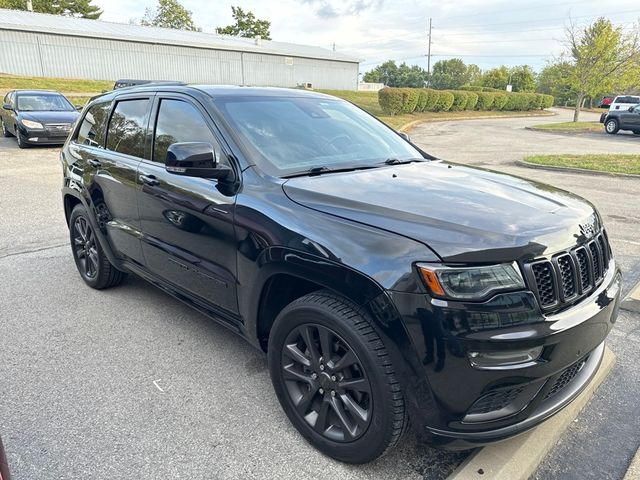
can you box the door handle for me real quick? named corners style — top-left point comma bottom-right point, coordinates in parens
top-left (139, 174), bottom-right (160, 186)
top-left (88, 158), bottom-right (101, 168)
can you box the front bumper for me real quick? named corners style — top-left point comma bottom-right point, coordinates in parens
top-left (18, 126), bottom-right (70, 145)
top-left (389, 260), bottom-right (621, 449)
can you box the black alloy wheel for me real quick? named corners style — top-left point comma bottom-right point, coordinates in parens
top-left (280, 323), bottom-right (373, 442)
top-left (69, 204), bottom-right (126, 289)
top-left (268, 291), bottom-right (407, 464)
top-left (15, 129), bottom-right (27, 148)
top-left (72, 215), bottom-right (99, 280)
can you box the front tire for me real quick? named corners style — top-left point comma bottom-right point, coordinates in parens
top-left (15, 129), bottom-right (28, 148)
top-left (268, 291), bottom-right (407, 464)
top-left (1, 118), bottom-right (12, 137)
top-left (69, 204), bottom-right (126, 289)
top-left (605, 118), bottom-right (619, 134)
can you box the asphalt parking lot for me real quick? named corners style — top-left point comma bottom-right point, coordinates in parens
top-left (1, 110), bottom-right (639, 479)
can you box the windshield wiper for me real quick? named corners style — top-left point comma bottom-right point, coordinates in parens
top-left (383, 158), bottom-right (426, 165)
top-left (282, 164), bottom-right (379, 179)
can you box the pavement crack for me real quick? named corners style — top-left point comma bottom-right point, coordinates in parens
top-left (0, 243), bottom-right (68, 260)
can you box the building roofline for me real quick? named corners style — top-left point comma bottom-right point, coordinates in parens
top-left (0, 8), bottom-right (362, 64)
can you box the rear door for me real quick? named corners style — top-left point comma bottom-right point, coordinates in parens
top-left (72, 93), bottom-right (153, 263)
top-left (136, 93), bottom-right (239, 315)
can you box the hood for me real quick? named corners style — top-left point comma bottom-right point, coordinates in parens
top-left (283, 161), bottom-right (598, 263)
top-left (19, 110), bottom-right (79, 124)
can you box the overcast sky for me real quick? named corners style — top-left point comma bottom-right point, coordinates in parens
top-left (94, 0), bottom-right (640, 74)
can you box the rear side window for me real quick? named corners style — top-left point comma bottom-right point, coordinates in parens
top-left (615, 96), bottom-right (640, 104)
top-left (152, 99), bottom-right (217, 164)
top-left (76, 102), bottom-right (111, 148)
top-left (106, 99), bottom-right (150, 158)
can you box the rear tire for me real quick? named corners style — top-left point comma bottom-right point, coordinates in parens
top-left (268, 290), bottom-right (407, 464)
top-left (69, 204), bottom-right (126, 289)
top-left (604, 119), bottom-right (619, 134)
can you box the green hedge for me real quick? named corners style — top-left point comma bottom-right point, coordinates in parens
top-left (476, 92), bottom-right (495, 110)
top-left (461, 85), bottom-right (483, 92)
top-left (377, 87), bottom-right (554, 114)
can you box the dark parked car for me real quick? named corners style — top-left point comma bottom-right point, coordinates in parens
top-left (1, 90), bottom-right (80, 148)
top-left (0, 436), bottom-right (10, 480)
top-left (60, 85), bottom-right (621, 464)
top-left (603, 104), bottom-right (640, 135)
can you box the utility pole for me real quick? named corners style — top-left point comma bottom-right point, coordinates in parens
top-left (427, 18), bottom-right (432, 86)
top-left (332, 42), bottom-right (336, 52)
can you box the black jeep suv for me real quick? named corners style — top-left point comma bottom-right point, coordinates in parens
top-left (61, 85), bottom-right (621, 464)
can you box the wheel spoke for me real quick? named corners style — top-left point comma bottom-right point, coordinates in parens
top-left (295, 386), bottom-right (317, 415)
top-left (284, 343), bottom-right (311, 368)
top-left (313, 399), bottom-right (330, 434)
top-left (340, 393), bottom-right (369, 426)
top-left (338, 377), bottom-right (370, 394)
top-left (300, 326), bottom-right (320, 366)
top-left (283, 363), bottom-right (314, 384)
top-left (332, 349), bottom-right (358, 371)
top-left (329, 396), bottom-right (356, 439)
top-left (318, 327), bottom-right (333, 361)
top-left (76, 248), bottom-right (86, 259)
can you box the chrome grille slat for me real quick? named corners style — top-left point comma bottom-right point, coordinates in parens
top-left (526, 231), bottom-right (611, 313)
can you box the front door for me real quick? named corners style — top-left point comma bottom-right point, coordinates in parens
top-left (136, 94), bottom-right (239, 315)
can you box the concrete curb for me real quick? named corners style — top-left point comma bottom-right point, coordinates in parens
top-left (514, 160), bottom-right (640, 179)
top-left (399, 111), bottom-right (557, 132)
top-left (623, 446), bottom-right (640, 480)
top-left (621, 280), bottom-right (640, 313)
top-left (448, 347), bottom-right (616, 480)
top-left (524, 126), bottom-right (604, 136)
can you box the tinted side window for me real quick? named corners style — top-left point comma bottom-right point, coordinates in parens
top-left (106, 99), bottom-right (150, 158)
top-left (153, 99), bottom-right (217, 164)
top-left (76, 102), bottom-right (111, 148)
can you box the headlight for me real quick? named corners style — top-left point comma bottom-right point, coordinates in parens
top-left (417, 262), bottom-right (525, 300)
top-left (21, 119), bottom-right (44, 129)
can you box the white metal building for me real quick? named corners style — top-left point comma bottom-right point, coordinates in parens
top-left (0, 9), bottom-right (360, 90)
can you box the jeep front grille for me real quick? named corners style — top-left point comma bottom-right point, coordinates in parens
top-left (525, 231), bottom-right (611, 313)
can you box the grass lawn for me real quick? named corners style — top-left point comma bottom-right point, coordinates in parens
top-left (529, 121), bottom-right (602, 133)
top-left (524, 154), bottom-right (640, 175)
top-left (0, 74), bottom-right (112, 93)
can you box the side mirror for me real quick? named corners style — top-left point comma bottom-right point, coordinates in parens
top-left (165, 142), bottom-right (233, 180)
top-left (3, 103), bottom-right (13, 111)
top-left (628, 106), bottom-right (634, 112)
top-left (398, 131), bottom-right (410, 142)
top-left (75, 105), bottom-right (84, 111)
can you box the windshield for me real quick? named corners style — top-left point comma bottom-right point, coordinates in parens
top-left (17, 94), bottom-right (74, 112)
top-left (214, 95), bottom-right (426, 177)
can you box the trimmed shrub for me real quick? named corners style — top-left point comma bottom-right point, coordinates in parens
top-left (378, 87), bottom-right (403, 115)
top-left (465, 91), bottom-right (479, 110)
top-left (492, 92), bottom-right (508, 110)
top-left (424, 89), bottom-right (439, 111)
top-left (482, 87), bottom-right (502, 92)
top-left (503, 93), bottom-right (519, 110)
top-left (402, 88), bottom-right (420, 113)
top-left (416, 89), bottom-right (429, 112)
top-left (541, 94), bottom-right (554, 108)
top-left (433, 91), bottom-right (454, 112)
top-left (449, 90), bottom-right (469, 111)
top-left (476, 92), bottom-right (495, 110)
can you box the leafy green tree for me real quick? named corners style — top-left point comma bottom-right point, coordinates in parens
top-left (481, 65), bottom-right (510, 90)
top-left (564, 17), bottom-right (640, 121)
top-left (429, 58), bottom-right (470, 89)
top-left (140, 0), bottom-right (199, 31)
top-left (216, 6), bottom-right (271, 40)
top-left (537, 61), bottom-right (576, 106)
top-left (466, 64), bottom-right (483, 85)
top-left (363, 60), bottom-right (427, 87)
top-left (0, 0), bottom-right (102, 18)
top-left (509, 65), bottom-right (536, 92)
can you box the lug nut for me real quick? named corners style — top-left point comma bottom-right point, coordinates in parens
top-left (331, 390), bottom-right (336, 397)
top-left (311, 373), bottom-right (318, 380)
top-left (319, 364), bottom-right (325, 371)
top-left (319, 388), bottom-right (324, 394)
top-left (331, 375), bottom-right (336, 381)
